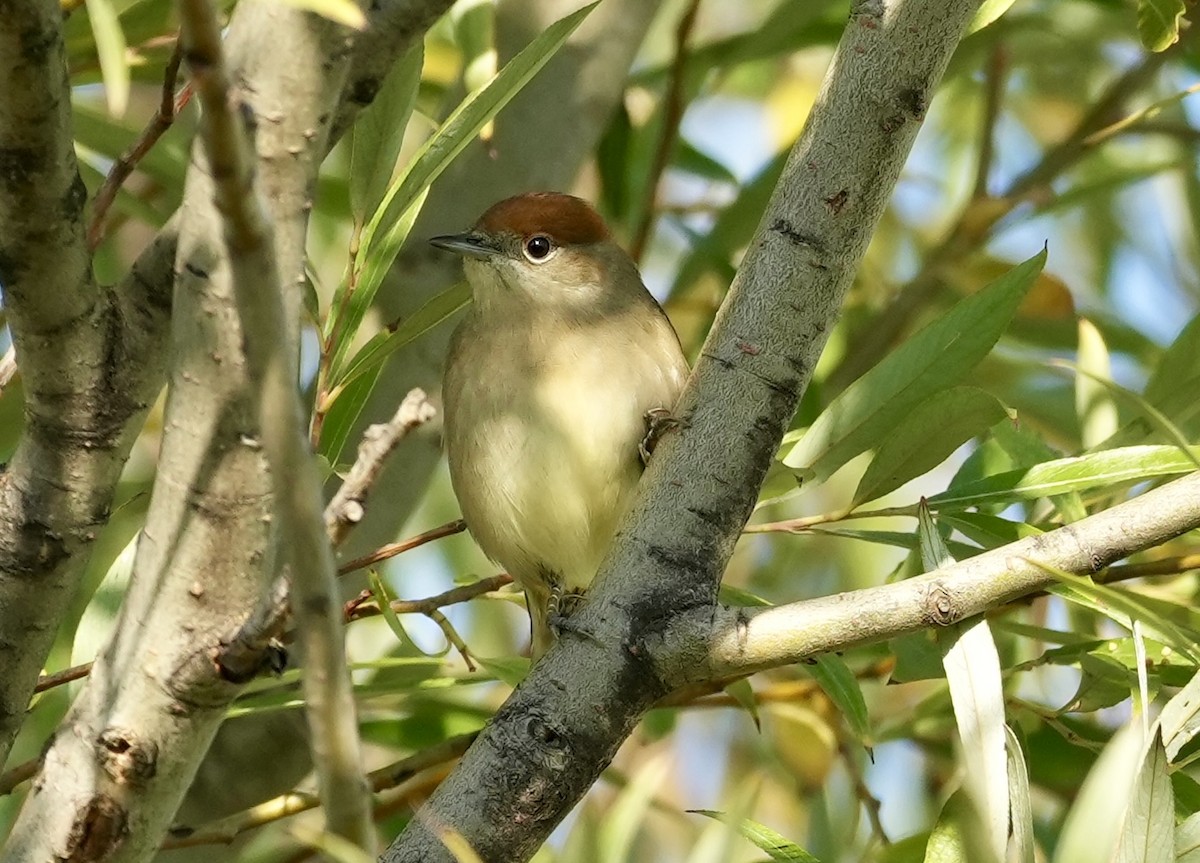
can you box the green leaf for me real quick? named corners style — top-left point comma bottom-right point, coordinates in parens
top-left (1158, 667), bottom-right (1200, 761)
top-left (1136, 0), bottom-right (1186, 51)
top-left (1040, 566), bottom-right (1200, 663)
top-left (369, 571), bottom-right (416, 650)
top-left (1055, 723), bottom-right (1145, 863)
top-left (940, 618), bottom-right (1008, 861)
top-left (1113, 729), bottom-right (1173, 863)
top-left (1179, 811), bottom-right (1200, 863)
top-left (924, 445), bottom-right (1200, 511)
top-left (923, 791), bottom-right (995, 863)
top-left (918, 502), bottom-right (955, 571)
top-left (317, 365), bottom-right (381, 465)
top-left (853, 387), bottom-right (1009, 506)
top-left (807, 654), bottom-right (870, 743)
top-left (936, 512), bottom-right (1042, 550)
top-left (691, 812), bottom-right (823, 863)
top-left (723, 678), bottom-right (761, 732)
top-left (1005, 727), bottom-right (1035, 863)
top-left (1145, 311), bottom-right (1200, 409)
top-left (968, 0), bottom-right (1019, 33)
top-left (330, 2), bottom-right (596, 377)
top-left (348, 44), bottom-right (424, 222)
top-left (1075, 319), bottom-right (1118, 449)
top-left (334, 280), bottom-right (471, 390)
top-left (784, 250), bottom-right (1045, 484)
top-left (599, 757), bottom-right (671, 863)
top-left (473, 655), bottom-right (528, 688)
top-left (84, 0), bottom-right (130, 116)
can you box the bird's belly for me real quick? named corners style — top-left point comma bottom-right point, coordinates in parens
top-left (448, 371), bottom-right (654, 593)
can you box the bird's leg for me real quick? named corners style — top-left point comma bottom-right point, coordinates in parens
top-left (640, 407), bottom-right (681, 466)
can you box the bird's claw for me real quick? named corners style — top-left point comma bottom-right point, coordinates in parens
top-left (546, 586), bottom-right (601, 646)
top-left (640, 407), bottom-right (680, 466)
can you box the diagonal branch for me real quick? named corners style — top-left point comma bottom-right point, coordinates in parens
top-left (0, 0), bottom-right (172, 768)
top-left (180, 0), bottom-right (373, 850)
top-left (382, 1), bottom-right (984, 860)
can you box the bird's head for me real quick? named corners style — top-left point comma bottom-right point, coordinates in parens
top-left (430, 192), bottom-right (641, 314)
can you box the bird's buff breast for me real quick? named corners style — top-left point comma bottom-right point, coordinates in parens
top-left (444, 319), bottom-right (683, 593)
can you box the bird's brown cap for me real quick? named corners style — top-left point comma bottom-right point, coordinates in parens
top-left (476, 192), bottom-right (610, 246)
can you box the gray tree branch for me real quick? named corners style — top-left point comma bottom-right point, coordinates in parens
top-left (179, 0), bottom-right (374, 851)
top-left (2, 2), bottom-right (370, 859)
top-left (382, 1), bottom-right (984, 860)
top-left (0, 0), bottom-right (171, 766)
top-left (665, 472), bottom-right (1200, 681)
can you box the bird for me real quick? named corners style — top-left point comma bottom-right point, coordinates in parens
top-left (432, 192), bottom-right (689, 658)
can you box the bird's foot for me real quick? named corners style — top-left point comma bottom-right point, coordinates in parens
top-left (547, 588), bottom-right (601, 647)
top-left (640, 407), bottom-right (681, 466)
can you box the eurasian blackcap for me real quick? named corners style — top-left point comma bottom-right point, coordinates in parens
top-left (432, 192), bottom-right (688, 657)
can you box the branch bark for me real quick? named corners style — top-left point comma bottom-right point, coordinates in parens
top-left (2, 1), bottom-right (369, 859)
top-left (382, 1), bottom-right (984, 859)
top-left (669, 472), bottom-right (1200, 680)
top-left (0, 0), bottom-right (171, 767)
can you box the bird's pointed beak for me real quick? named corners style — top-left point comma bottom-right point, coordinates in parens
top-left (429, 231), bottom-right (500, 260)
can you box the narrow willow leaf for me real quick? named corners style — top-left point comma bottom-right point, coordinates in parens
top-left (1114, 729), bottom-right (1174, 863)
top-left (1178, 811), bottom-right (1200, 863)
top-left (1057, 359), bottom-right (1200, 469)
top-left (317, 366), bottom-right (381, 465)
top-left (853, 387), bottom-right (1009, 506)
top-left (329, 185), bottom-right (431, 377)
top-left (598, 756), bottom-right (671, 863)
top-left (85, 0), bottom-right (130, 116)
top-left (1145, 311), bottom-right (1200, 408)
top-left (1076, 319), bottom-right (1118, 449)
top-left (723, 678), bottom-right (761, 731)
top-left (1039, 565), bottom-right (1200, 663)
top-left (1159, 668), bottom-right (1200, 761)
top-left (328, 2), bottom-right (595, 375)
top-left (334, 280), bottom-right (471, 389)
top-left (968, 0), bottom-right (1018, 33)
top-left (941, 619), bottom-right (1008, 861)
top-left (1005, 727), bottom-right (1035, 863)
top-left (691, 811), bottom-right (823, 863)
top-left (925, 507), bottom-right (1007, 861)
top-left (348, 43), bottom-right (424, 222)
top-left (989, 419), bottom-right (1087, 522)
top-left (924, 445), bottom-right (1200, 511)
top-left (1137, 0), bottom-right (1186, 51)
top-left (923, 792), bottom-right (995, 863)
top-left (807, 654), bottom-right (870, 742)
top-left (784, 250), bottom-right (1045, 484)
top-left (1055, 723), bottom-right (1145, 863)
top-left (369, 570), bottom-right (416, 650)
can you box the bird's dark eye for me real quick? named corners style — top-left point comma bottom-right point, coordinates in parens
top-left (524, 235), bottom-right (553, 261)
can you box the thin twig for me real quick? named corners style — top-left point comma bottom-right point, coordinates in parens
top-left (344, 573), bottom-right (512, 622)
top-left (829, 41), bottom-right (1184, 391)
top-left (34, 660), bottom-right (92, 693)
top-left (0, 756), bottom-right (39, 796)
top-left (629, 0), bottom-right (703, 263)
top-left (161, 733), bottom-right (476, 850)
top-left (87, 40), bottom-right (188, 251)
top-left (337, 519), bottom-right (468, 576)
top-left (970, 43), bottom-right (1006, 201)
top-left (325, 388), bottom-right (437, 545)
